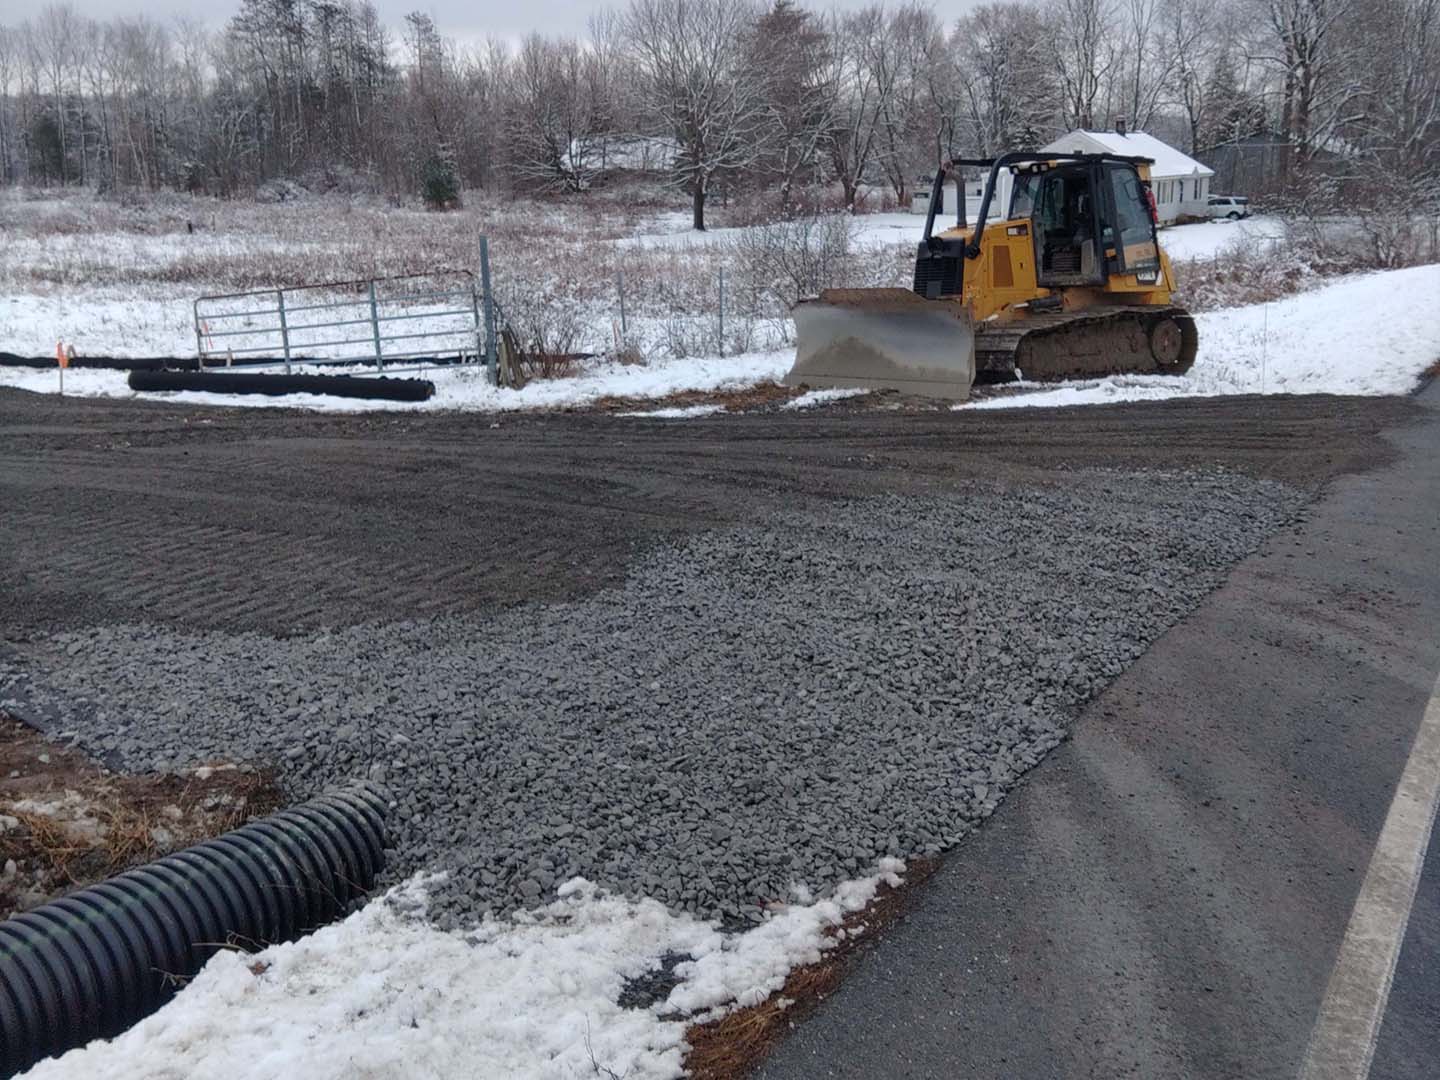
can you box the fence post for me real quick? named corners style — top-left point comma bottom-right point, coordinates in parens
top-left (192, 299), bottom-right (205, 368)
top-left (367, 281), bottom-right (384, 370)
top-left (718, 267), bottom-right (725, 358)
top-left (276, 288), bottom-right (292, 375)
top-left (479, 235), bottom-right (498, 385)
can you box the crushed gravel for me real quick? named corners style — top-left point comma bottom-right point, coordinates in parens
top-left (1, 470), bottom-right (1305, 929)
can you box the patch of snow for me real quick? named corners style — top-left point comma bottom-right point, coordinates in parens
top-left (1158, 215), bottom-right (1285, 261)
top-left (966, 265), bottom-right (1440, 410)
top-left (3, 291), bottom-right (196, 358)
top-left (25, 863), bottom-right (907, 1080)
top-left (780, 387), bottom-right (869, 410)
top-left (620, 206), bottom-right (992, 252)
top-left (616, 404), bottom-right (728, 419)
top-left (0, 351), bottom-right (793, 415)
top-left (661, 858), bottom-right (904, 1020)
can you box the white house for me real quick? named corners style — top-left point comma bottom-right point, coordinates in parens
top-left (1041, 129), bottom-right (1216, 225)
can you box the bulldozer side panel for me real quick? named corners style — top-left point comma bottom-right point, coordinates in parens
top-left (949, 221), bottom-right (1044, 323)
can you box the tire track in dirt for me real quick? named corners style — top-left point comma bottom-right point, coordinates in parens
top-left (0, 387), bottom-right (1419, 638)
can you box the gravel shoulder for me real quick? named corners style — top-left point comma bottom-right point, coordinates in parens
top-left (0, 387), bottom-right (1421, 931)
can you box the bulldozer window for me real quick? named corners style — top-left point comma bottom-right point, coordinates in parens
top-left (1025, 169), bottom-right (1100, 283)
top-left (1105, 165), bottom-right (1160, 273)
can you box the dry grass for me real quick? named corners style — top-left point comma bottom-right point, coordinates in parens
top-left (0, 186), bottom-right (912, 364)
top-left (6, 768), bottom-right (282, 892)
top-left (2, 710), bottom-right (283, 914)
top-left (682, 858), bottom-right (938, 1080)
top-left (589, 383), bottom-right (804, 413)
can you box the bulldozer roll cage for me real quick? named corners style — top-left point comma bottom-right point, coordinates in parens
top-left (914, 151), bottom-right (1157, 301)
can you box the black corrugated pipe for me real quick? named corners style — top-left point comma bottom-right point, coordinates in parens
top-left (127, 369), bottom-right (436, 401)
top-left (0, 783), bottom-right (391, 1077)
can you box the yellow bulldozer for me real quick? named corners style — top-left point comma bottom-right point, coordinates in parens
top-left (784, 151), bottom-right (1198, 400)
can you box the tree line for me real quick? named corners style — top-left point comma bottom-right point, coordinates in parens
top-left (0, 0), bottom-right (1435, 228)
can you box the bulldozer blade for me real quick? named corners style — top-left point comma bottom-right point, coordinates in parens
top-left (784, 288), bottom-right (975, 401)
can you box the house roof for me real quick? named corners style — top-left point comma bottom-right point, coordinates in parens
top-left (1041, 130), bottom-right (1216, 179)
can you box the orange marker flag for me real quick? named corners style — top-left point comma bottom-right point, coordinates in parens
top-left (56, 340), bottom-right (70, 369)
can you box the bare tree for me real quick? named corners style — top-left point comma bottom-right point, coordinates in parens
top-left (1048, 0), bottom-right (1117, 130)
top-left (866, 3), bottom-right (944, 204)
top-left (0, 0), bottom-right (1432, 205)
top-left (1355, 0), bottom-right (1440, 171)
top-left (953, 3), bottom-right (1059, 156)
top-left (507, 35), bottom-right (613, 192)
top-left (821, 9), bottom-right (885, 212)
top-left (1117, 0), bottom-right (1173, 130)
top-left (0, 25), bottom-right (16, 182)
top-left (746, 0), bottom-right (836, 208)
top-left (626, 0), bottom-right (770, 229)
top-left (1257, 0), bottom-right (1359, 178)
top-left (1162, 0), bottom-right (1218, 152)
top-left (32, 3), bottom-right (81, 184)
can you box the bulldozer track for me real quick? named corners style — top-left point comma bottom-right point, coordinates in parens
top-left (976, 305), bottom-right (1198, 383)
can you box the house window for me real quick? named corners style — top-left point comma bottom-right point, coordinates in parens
top-left (1192, 179), bottom-right (1200, 200)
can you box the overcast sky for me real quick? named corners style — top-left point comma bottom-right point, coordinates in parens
top-left (2, 0), bottom-right (985, 45)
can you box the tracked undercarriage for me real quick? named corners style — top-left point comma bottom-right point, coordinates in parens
top-left (975, 305), bottom-right (1199, 383)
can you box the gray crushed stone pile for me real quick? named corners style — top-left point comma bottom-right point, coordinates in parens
top-left (0, 471), bottom-right (1305, 929)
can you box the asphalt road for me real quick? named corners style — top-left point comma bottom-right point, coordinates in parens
top-left (759, 381), bottom-right (1440, 1079)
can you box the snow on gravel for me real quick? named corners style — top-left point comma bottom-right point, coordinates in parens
top-left (969, 265), bottom-right (1440, 410)
top-left (23, 864), bottom-right (905, 1080)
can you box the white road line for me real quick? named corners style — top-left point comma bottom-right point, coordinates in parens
top-left (1299, 666), bottom-right (1440, 1080)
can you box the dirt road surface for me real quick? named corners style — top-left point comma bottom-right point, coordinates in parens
top-left (0, 388), bottom-right (1410, 638)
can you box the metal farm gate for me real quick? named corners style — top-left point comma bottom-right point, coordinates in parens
top-left (193, 269), bottom-right (493, 376)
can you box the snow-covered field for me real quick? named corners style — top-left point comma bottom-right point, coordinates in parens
top-left (24, 864), bottom-right (905, 1080)
top-left (623, 205), bottom-right (1281, 257)
top-left (1, 190), bottom-right (1435, 414)
top-left (6, 264), bottom-right (1435, 414)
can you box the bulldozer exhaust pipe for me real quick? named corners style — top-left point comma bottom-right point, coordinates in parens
top-left (783, 289), bottom-right (975, 401)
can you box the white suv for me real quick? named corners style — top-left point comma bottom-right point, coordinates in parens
top-left (1207, 195), bottom-right (1251, 220)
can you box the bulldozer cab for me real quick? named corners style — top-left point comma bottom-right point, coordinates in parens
top-left (1007, 159), bottom-right (1162, 288)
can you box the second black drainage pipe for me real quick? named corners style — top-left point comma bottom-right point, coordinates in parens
top-left (0, 782), bottom-right (391, 1077)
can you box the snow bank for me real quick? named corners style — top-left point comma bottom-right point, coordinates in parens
top-left (0, 351), bottom-right (793, 415)
top-left (969, 265), bottom-right (1440, 410)
top-left (780, 387), bottom-right (869, 410)
top-left (23, 863), bottom-right (906, 1080)
top-left (617, 404), bottom-right (728, 419)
